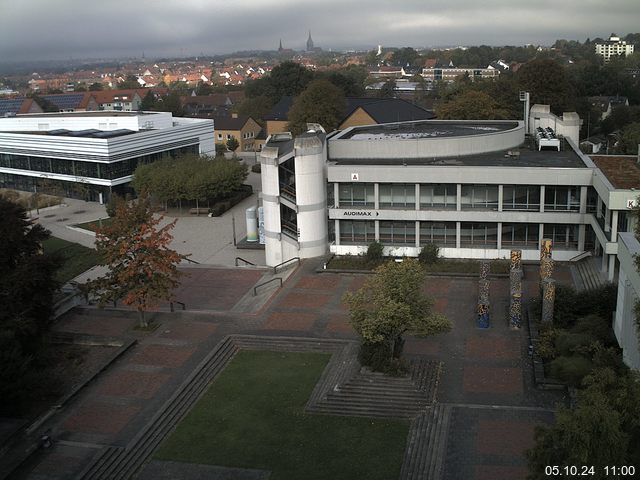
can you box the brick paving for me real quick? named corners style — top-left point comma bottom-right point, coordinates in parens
top-left (14, 260), bottom-right (575, 479)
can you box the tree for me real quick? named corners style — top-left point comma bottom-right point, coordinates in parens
top-left (88, 82), bottom-right (104, 91)
top-left (139, 90), bottom-right (157, 111)
top-left (120, 74), bottom-right (140, 89)
top-left (287, 79), bottom-right (345, 135)
top-left (527, 368), bottom-right (640, 478)
top-left (618, 122), bottom-right (640, 154)
top-left (390, 47), bottom-right (421, 68)
top-left (0, 198), bottom-right (60, 411)
top-left (226, 136), bottom-right (240, 152)
top-left (87, 194), bottom-right (185, 327)
top-left (517, 58), bottom-right (576, 114)
top-left (437, 90), bottom-right (509, 120)
top-left (343, 259), bottom-right (451, 371)
top-left (245, 61), bottom-right (314, 102)
top-left (154, 91), bottom-right (183, 116)
top-left (377, 78), bottom-right (396, 98)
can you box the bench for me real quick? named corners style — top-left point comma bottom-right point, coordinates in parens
top-left (189, 208), bottom-right (209, 215)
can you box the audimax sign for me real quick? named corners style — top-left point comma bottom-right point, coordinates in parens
top-left (341, 210), bottom-right (379, 217)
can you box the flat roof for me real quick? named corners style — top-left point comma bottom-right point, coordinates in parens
top-left (591, 155), bottom-right (640, 189)
top-left (340, 121), bottom-right (519, 140)
top-left (330, 140), bottom-right (587, 168)
top-left (14, 111), bottom-right (154, 118)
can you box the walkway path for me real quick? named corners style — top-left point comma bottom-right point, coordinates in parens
top-left (8, 261), bottom-right (571, 480)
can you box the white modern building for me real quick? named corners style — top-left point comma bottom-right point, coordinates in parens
top-left (595, 34), bottom-right (635, 62)
top-left (0, 111), bottom-right (214, 202)
top-left (259, 108), bottom-right (640, 370)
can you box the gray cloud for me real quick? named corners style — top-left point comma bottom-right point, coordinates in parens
top-left (0, 0), bottom-right (638, 62)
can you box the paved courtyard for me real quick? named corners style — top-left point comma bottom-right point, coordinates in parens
top-left (9, 261), bottom-right (569, 480)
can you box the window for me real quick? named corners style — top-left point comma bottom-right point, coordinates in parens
top-left (543, 224), bottom-right (578, 249)
top-left (338, 183), bottom-right (374, 207)
top-left (544, 186), bottom-right (580, 212)
top-left (460, 223), bottom-right (498, 247)
top-left (217, 133), bottom-right (223, 140)
top-left (420, 221), bottom-right (456, 246)
top-left (379, 221), bottom-right (415, 245)
top-left (503, 185), bottom-right (540, 211)
top-left (502, 223), bottom-right (538, 249)
top-left (339, 220), bottom-right (375, 245)
top-left (379, 183), bottom-right (415, 208)
top-left (420, 184), bottom-right (456, 209)
top-left (461, 185), bottom-right (498, 210)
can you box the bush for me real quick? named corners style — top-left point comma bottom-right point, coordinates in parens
top-left (571, 314), bottom-right (615, 345)
top-left (105, 193), bottom-right (121, 217)
top-left (418, 243), bottom-right (439, 265)
top-left (365, 241), bottom-right (384, 263)
top-left (251, 163), bottom-right (261, 173)
top-left (549, 355), bottom-right (594, 387)
top-left (553, 283), bottom-right (618, 328)
top-left (358, 338), bottom-right (407, 375)
top-left (554, 331), bottom-right (598, 356)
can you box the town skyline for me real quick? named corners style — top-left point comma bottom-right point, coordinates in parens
top-left (1, 0), bottom-right (639, 62)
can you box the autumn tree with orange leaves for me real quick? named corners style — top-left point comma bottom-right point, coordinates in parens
top-left (88, 193), bottom-right (185, 327)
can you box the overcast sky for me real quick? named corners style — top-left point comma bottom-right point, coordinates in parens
top-left (0, 0), bottom-right (638, 62)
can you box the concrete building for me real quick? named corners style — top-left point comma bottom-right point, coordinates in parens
top-left (0, 111), bottom-right (214, 202)
top-left (595, 34), bottom-right (635, 63)
top-left (614, 232), bottom-right (640, 370)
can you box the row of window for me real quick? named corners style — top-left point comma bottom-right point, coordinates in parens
top-left (334, 183), bottom-right (590, 212)
top-left (338, 220), bottom-right (581, 249)
top-left (0, 146), bottom-right (198, 180)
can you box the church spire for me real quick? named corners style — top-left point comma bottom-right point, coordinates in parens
top-left (306, 31), bottom-right (314, 52)
top-left (278, 39), bottom-right (283, 52)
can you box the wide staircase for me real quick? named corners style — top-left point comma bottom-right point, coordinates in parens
top-left (572, 255), bottom-right (608, 291)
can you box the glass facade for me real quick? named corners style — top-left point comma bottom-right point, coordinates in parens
top-left (419, 221), bottom-right (456, 246)
top-left (338, 183), bottom-right (374, 207)
top-left (502, 223), bottom-right (539, 249)
top-left (544, 186), bottom-right (580, 212)
top-left (339, 220), bottom-right (375, 245)
top-left (420, 184), bottom-right (456, 209)
top-left (379, 183), bottom-right (415, 209)
top-left (544, 224), bottom-right (579, 249)
top-left (379, 221), bottom-right (415, 245)
top-left (503, 185), bottom-right (540, 211)
top-left (460, 222), bottom-right (498, 247)
top-left (0, 145), bottom-right (198, 181)
top-left (460, 185), bottom-right (499, 210)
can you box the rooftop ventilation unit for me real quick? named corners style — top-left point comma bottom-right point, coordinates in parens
top-left (535, 127), bottom-right (560, 151)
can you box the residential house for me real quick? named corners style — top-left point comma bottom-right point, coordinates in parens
top-left (92, 90), bottom-right (144, 111)
top-left (595, 34), bottom-right (635, 62)
top-left (0, 98), bottom-right (43, 116)
top-left (40, 92), bottom-right (99, 112)
top-left (589, 96), bottom-right (629, 120)
top-left (213, 114), bottom-right (262, 151)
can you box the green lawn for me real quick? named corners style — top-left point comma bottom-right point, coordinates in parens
top-left (42, 236), bottom-right (100, 283)
top-left (73, 217), bottom-right (112, 233)
top-left (155, 350), bottom-right (409, 480)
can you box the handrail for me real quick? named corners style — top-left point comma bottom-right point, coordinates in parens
top-left (569, 251), bottom-right (592, 262)
top-left (253, 277), bottom-right (282, 296)
top-left (273, 256), bottom-right (300, 274)
top-left (182, 256), bottom-right (200, 264)
top-left (235, 256), bottom-right (256, 267)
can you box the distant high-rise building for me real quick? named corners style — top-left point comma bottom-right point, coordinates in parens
top-left (595, 33), bottom-right (634, 62)
top-left (306, 31), bottom-right (314, 52)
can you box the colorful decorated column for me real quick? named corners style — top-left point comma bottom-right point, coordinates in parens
top-left (541, 278), bottom-right (556, 323)
top-left (509, 266), bottom-right (523, 329)
top-left (480, 260), bottom-right (490, 280)
top-left (510, 249), bottom-right (522, 272)
top-left (540, 257), bottom-right (554, 283)
top-left (477, 279), bottom-right (490, 328)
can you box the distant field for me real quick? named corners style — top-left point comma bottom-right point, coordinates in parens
top-left (42, 236), bottom-right (100, 283)
top-left (155, 350), bottom-right (409, 480)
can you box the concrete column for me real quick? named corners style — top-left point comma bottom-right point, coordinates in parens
top-left (611, 210), bottom-right (619, 239)
top-left (578, 224), bottom-right (586, 251)
top-left (456, 221), bottom-right (461, 249)
top-left (604, 206), bottom-right (611, 233)
top-left (334, 219), bottom-right (340, 246)
top-left (498, 185), bottom-right (503, 212)
top-left (540, 185), bottom-right (545, 212)
top-left (374, 183), bottom-right (379, 210)
top-left (333, 183), bottom-right (339, 208)
top-left (601, 250), bottom-right (608, 273)
top-left (497, 223), bottom-right (502, 250)
top-left (608, 255), bottom-right (616, 282)
top-left (415, 221), bottom-right (420, 247)
top-left (579, 186), bottom-right (588, 214)
top-left (415, 184), bottom-right (420, 211)
top-left (596, 196), bottom-right (602, 219)
top-left (538, 224), bottom-right (545, 251)
top-left (375, 220), bottom-right (380, 241)
top-left (456, 184), bottom-right (462, 211)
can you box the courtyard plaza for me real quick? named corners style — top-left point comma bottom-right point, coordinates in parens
top-left (5, 254), bottom-right (570, 480)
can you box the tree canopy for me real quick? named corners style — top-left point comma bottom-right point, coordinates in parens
top-left (343, 259), bottom-right (451, 370)
top-left (287, 79), bottom-right (346, 135)
top-left (87, 194), bottom-right (184, 327)
top-left (517, 58), bottom-right (576, 114)
top-left (0, 197), bottom-right (60, 411)
top-left (437, 90), bottom-right (510, 120)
